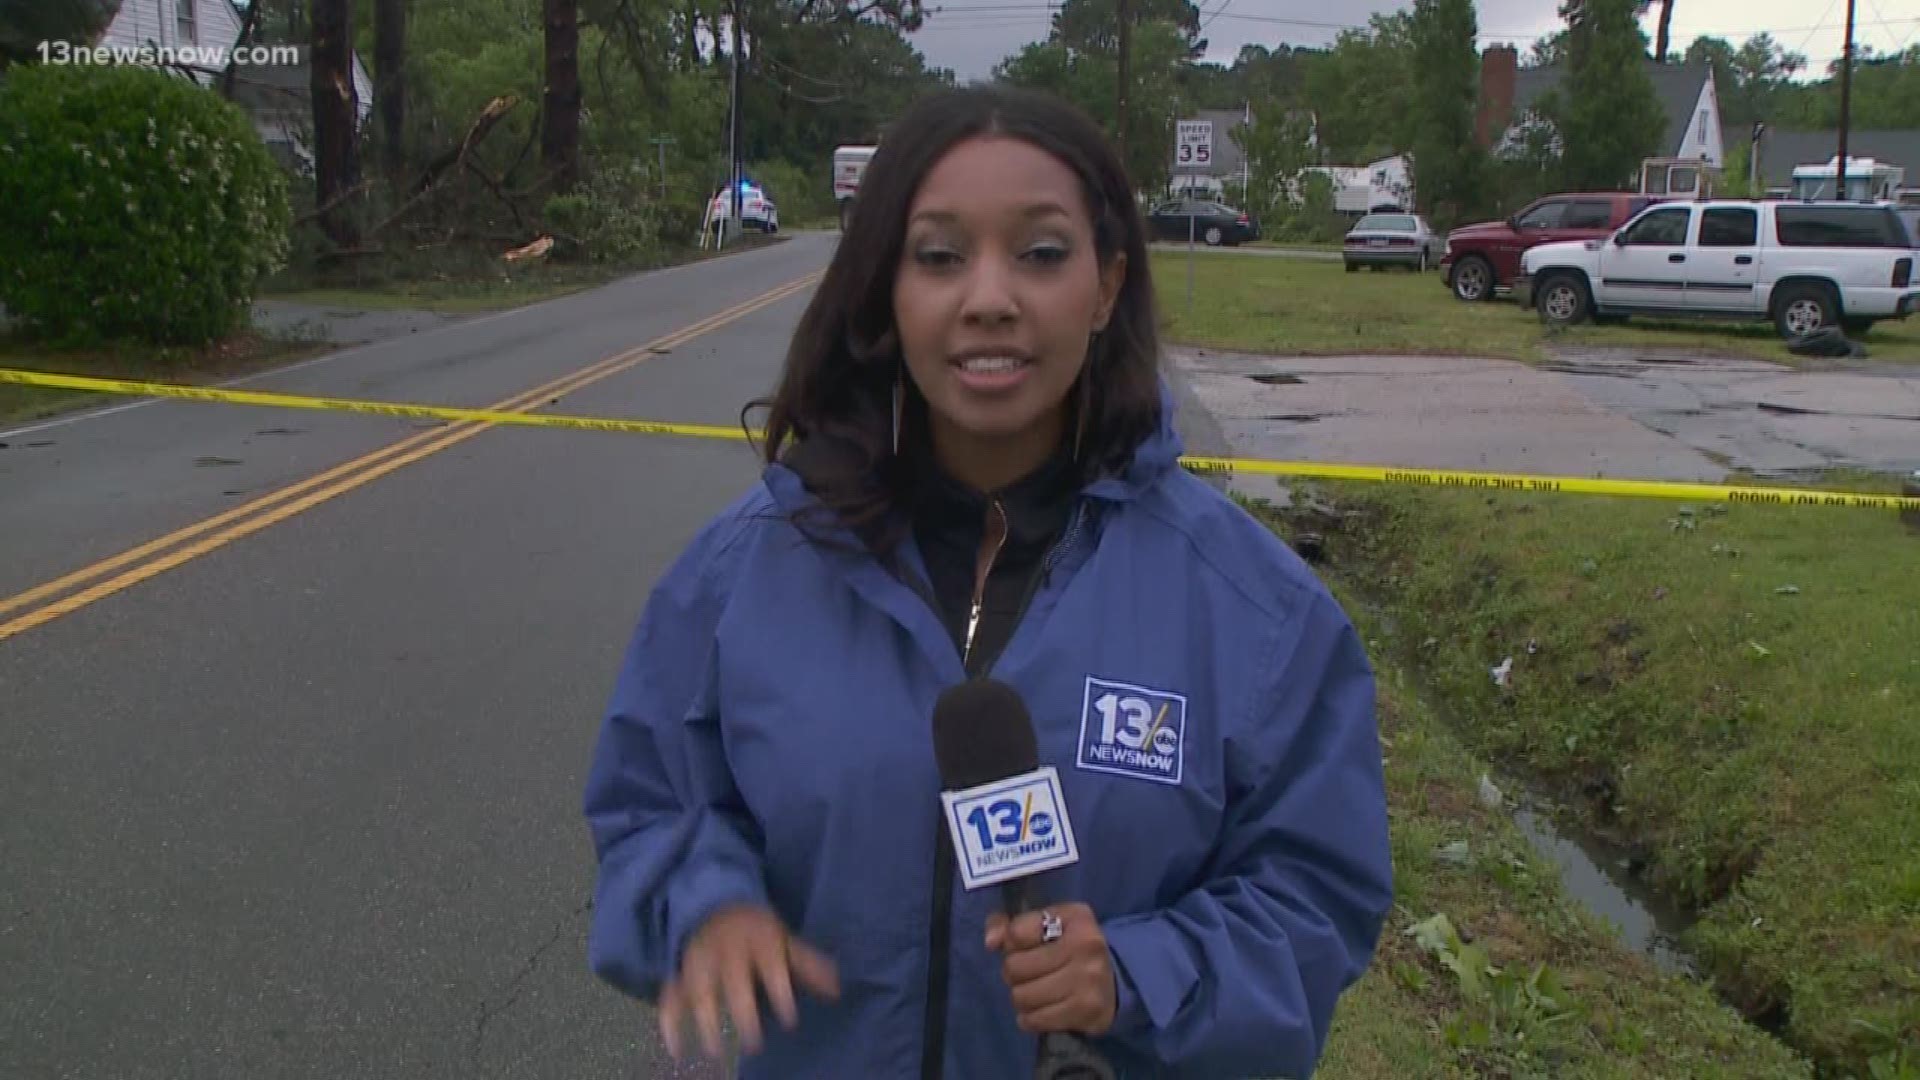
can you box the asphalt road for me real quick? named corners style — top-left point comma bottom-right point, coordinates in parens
top-left (0, 231), bottom-right (1239, 1080)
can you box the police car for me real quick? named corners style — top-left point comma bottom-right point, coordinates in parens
top-left (707, 180), bottom-right (779, 234)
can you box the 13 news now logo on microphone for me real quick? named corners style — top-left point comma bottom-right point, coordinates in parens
top-left (941, 768), bottom-right (1081, 891)
top-left (1076, 677), bottom-right (1187, 785)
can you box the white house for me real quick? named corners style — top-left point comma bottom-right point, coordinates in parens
top-left (1296, 154), bottom-right (1414, 214)
top-left (1362, 154), bottom-right (1413, 211)
top-left (97, 0), bottom-right (244, 60)
top-left (99, 0), bottom-right (374, 171)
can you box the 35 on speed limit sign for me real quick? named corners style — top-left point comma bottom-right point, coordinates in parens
top-left (1176, 120), bottom-right (1212, 167)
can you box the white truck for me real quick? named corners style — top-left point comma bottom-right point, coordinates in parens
top-left (834, 145), bottom-right (878, 230)
top-left (1790, 156), bottom-right (1907, 204)
top-left (1518, 200), bottom-right (1918, 339)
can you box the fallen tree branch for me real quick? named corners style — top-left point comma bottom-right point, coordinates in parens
top-left (411, 94), bottom-right (520, 197)
top-left (292, 179), bottom-right (374, 227)
top-left (365, 95), bottom-right (521, 237)
top-left (464, 157), bottom-right (530, 232)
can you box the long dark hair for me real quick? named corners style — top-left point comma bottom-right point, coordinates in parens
top-left (745, 85), bottom-right (1162, 556)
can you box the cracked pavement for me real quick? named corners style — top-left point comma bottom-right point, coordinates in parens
top-left (1169, 345), bottom-right (1920, 489)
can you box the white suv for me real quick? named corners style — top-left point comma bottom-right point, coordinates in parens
top-left (1519, 200), bottom-right (1918, 339)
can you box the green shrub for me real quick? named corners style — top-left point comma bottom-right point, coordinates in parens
top-left (1274, 173), bottom-right (1351, 244)
top-left (0, 64), bottom-right (291, 346)
top-left (543, 164), bottom-right (691, 263)
top-left (744, 157), bottom-right (828, 227)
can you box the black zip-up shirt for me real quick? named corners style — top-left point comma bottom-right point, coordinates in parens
top-left (908, 445), bottom-right (1082, 664)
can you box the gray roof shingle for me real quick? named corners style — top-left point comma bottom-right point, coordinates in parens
top-left (1510, 59), bottom-right (1710, 159)
top-left (1751, 129), bottom-right (1920, 188)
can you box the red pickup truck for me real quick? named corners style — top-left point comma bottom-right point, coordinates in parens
top-left (1440, 192), bottom-right (1664, 302)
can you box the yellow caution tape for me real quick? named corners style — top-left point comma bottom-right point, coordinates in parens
top-left (6, 367), bottom-right (1917, 512)
top-left (1176, 457), bottom-right (1920, 512)
top-left (0, 368), bottom-right (749, 441)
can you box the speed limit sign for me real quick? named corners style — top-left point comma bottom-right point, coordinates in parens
top-left (1175, 120), bottom-right (1213, 168)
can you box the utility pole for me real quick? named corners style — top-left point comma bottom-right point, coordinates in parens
top-left (1836, 0), bottom-right (1856, 201)
top-left (728, 0), bottom-right (744, 242)
top-left (650, 134), bottom-right (675, 200)
top-left (1115, 0), bottom-right (1130, 168)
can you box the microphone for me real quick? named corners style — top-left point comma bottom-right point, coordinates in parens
top-left (932, 679), bottom-right (1115, 1080)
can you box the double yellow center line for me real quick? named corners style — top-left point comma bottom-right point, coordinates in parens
top-left (0, 273), bottom-right (820, 644)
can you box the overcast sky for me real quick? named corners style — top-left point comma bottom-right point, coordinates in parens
top-left (906, 0), bottom-right (1920, 84)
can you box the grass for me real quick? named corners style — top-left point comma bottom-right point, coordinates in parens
top-left (261, 233), bottom-right (789, 314)
top-left (1149, 250), bottom-right (1920, 364)
top-left (1159, 248), bottom-right (1920, 1074)
top-left (1264, 482), bottom-right (1920, 1077)
top-left (1310, 626), bottom-right (1810, 1079)
top-left (1244, 239), bottom-right (1344, 252)
top-left (0, 331), bottom-right (328, 427)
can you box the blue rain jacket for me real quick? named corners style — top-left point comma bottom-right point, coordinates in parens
top-left (584, 388), bottom-right (1393, 1078)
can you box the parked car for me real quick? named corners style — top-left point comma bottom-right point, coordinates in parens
top-left (707, 181), bottom-right (779, 234)
top-left (1146, 198), bottom-right (1259, 246)
top-left (1440, 192), bottom-right (1662, 302)
top-left (1518, 200), bottom-right (1917, 338)
top-left (1343, 212), bottom-right (1443, 272)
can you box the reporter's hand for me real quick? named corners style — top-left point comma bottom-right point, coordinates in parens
top-left (984, 902), bottom-right (1117, 1036)
top-left (659, 904), bottom-right (839, 1060)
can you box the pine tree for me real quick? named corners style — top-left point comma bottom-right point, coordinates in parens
top-left (1407, 0), bottom-right (1484, 226)
top-left (1544, 0), bottom-right (1664, 190)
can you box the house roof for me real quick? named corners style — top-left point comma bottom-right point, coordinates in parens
top-left (1512, 59), bottom-right (1710, 159)
top-left (1753, 129), bottom-right (1920, 188)
top-left (227, 44), bottom-right (374, 121)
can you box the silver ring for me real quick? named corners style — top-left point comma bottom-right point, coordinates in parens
top-left (1039, 909), bottom-right (1064, 942)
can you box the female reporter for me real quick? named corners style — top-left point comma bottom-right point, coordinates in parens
top-left (583, 85), bottom-right (1392, 1079)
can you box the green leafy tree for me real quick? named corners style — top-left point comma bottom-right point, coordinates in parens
top-left (1683, 33), bottom-right (1804, 134)
top-left (1407, 0), bottom-right (1484, 226)
top-left (1771, 46), bottom-right (1920, 129)
top-left (1233, 106), bottom-right (1313, 222)
top-left (1302, 14), bottom-right (1414, 164)
top-left (993, 16), bottom-right (1190, 192)
top-left (1049, 0), bottom-right (1201, 58)
top-left (1537, 0), bottom-right (1662, 190)
top-left (1178, 43), bottom-right (1309, 114)
top-left (1529, 31), bottom-right (1568, 68)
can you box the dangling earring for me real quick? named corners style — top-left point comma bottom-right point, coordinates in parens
top-left (891, 368), bottom-right (905, 457)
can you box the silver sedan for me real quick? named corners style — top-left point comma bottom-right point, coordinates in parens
top-left (1343, 212), bottom-right (1443, 273)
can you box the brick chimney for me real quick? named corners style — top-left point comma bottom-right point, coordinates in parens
top-left (1476, 45), bottom-right (1519, 148)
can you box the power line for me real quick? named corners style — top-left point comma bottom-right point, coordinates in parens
top-left (764, 55), bottom-right (848, 88)
top-left (1862, 0), bottom-right (1919, 54)
top-left (1790, 0), bottom-right (1842, 62)
top-left (1861, 0), bottom-right (1897, 52)
top-left (751, 66), bottom-right (846, 104)
top-left (1196, 0), bottom-right (1233, 36)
